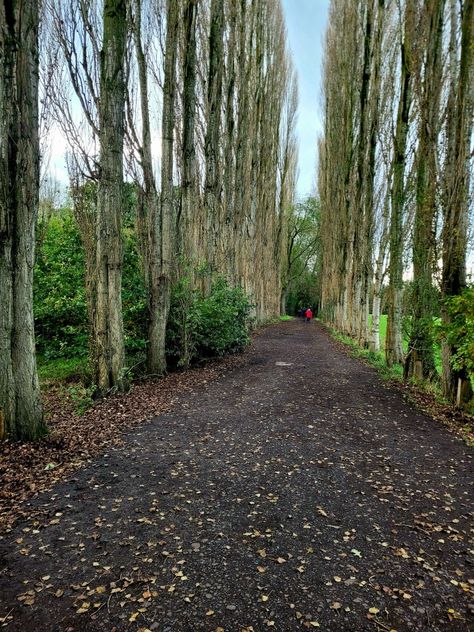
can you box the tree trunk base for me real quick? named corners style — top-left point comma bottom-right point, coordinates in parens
top-left (456, 377), bottom-right (473, 409)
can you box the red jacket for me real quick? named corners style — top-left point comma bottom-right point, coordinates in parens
top-left (305, 309), bottom-right (313, 319)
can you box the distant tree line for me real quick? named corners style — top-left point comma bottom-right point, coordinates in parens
top-left (318, 0), bottom-right (473, 406)
top-left (0, 0), bottom-right (298, 441)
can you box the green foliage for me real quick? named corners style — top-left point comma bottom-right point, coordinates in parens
top-left (34, 212), bottom-right (88, 358)
top-left (122, 226), bottom-right (147, 354)
top-left (194, 278), bottom-right (253, 357)
top-left (284, 196), bottom-right (321, 314)
top-left (369, 313), bottom-right (441, 374)
top-left (439, 287), bottom-right (474, 375)
top-left (34, 205), bottom-right (147, 361)
top-left (34, 204), bottom-right (251, 381)
top-left (166, 274), bottom-right (199, 368)
top-left (37, 356), bottom-right (90, 383)
top-left (66, 384), bottom-right (95, 415)
top-left (167, 274), bottom-right (253, 368)
top-left (331, 327), bottom-right (403, 381)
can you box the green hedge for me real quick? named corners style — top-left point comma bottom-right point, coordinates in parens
top-left (34, 211), bottom-right (252, 371)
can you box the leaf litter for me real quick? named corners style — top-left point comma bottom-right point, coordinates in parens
top-left (0, 321), bottom-right (472, 630)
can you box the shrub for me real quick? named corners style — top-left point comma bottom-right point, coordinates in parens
top-left (194, 277), bottom-right (253, 358)
top-left (34, 212), bottom-right (88, 358)
top-left (167, 275), bottom-right (253, 367)
top-left (439, 287), bottom-right (474, 376)
top-left (34, 209), bottom-right (147, 360)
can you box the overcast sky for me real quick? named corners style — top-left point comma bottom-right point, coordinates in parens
top-left (281, 0), bottom-right (330, 198)
top-left (47, 2), bottom-right (330, 200)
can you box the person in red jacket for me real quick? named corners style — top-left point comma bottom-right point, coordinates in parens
top-left (305, 307), bottom-right (313, 322)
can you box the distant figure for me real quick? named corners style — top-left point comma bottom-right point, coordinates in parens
top-left (305, 307), bottom-right (313, 322)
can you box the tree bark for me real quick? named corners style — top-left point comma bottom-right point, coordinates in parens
top-left (0, 0), bottom-right (44, 440)
top-left (440, 0), bottom-right (473, 403)
top-left (405, 0), bottom-right (444, 380)
top-left (179, 0), bottom-right (198, 266)
top-left (204, 0), bottom-right (224, 278)
top-left (129, 0), bottom-right (163, 375)
top-left (94, 0), bottom-right (127, 394)
top-left (155, 0), bottom-right (179, 374)
top-left (386, 0), bottom-right (415, 367)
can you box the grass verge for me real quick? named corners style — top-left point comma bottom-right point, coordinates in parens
top-left (322, 321), bottom-right (473, 445)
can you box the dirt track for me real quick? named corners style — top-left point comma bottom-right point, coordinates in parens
top-left (0, 320), bottom-right (472, 631)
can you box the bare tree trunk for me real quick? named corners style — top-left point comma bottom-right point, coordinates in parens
top-left (94, 0), bottom-right (127, 394)
top-left (370, 197), bottom-right (389, 352)
top-left (222, 0), bottom-right (238, 281)
top-left (129, 0), bottom-right (163, 374)
top-left (440, 0), bottom-right (473, 404)
top-left (204, 0), bottom-right (224, 277)
top-left (386, 0), bottom-right (415, 367)
top-left (179, 0), bottom-right (198, 266)
top-left (0, 0), bottom-right (44, 440)
top-left (278, 74), bottom-right (298, 315)
top-left (155, 0), bottom-right (179, 374)
top-left (405, 0), bottom-right (444, 380)
top-left (70, 180), bottom-right (98, 367)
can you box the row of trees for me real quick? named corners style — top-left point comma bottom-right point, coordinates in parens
top-left (0, 0), bottom-right (298, 441)
top-left (318, 0), bottom-right (473, 405)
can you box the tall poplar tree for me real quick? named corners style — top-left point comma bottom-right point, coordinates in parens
top-left (386, 0), bottom-right (416, 367)
top-left (440, 0), bottom-right (474, 403)
top-left (0, 0), bottom-right (45, 440)
top-left (94, 0), bottom-right (127, 393)
top-left (405, 0), bottom-right (445, 379)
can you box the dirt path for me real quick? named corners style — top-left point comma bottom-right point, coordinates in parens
top-left (0, 321), bottom-right (472, 631)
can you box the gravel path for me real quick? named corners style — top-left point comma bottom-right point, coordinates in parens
top-left (0, 320), bottom-right (472, 631)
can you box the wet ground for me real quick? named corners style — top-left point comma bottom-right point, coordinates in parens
top-left (0, 320), bottom-right (472, 631)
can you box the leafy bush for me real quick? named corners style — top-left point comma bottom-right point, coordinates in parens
top-left (34, 212), bottom-right (88, 358)
top-left (34, 208), bottom-right (146, 360)
top-left (439, 287), bottom-right (474, 376)
top-left (167, 275), bottom-right (253, 367)
top-left (34, 208), bottom-right (251, 374)
top-left (166, 274), bottom-right (199, 368)
top-left (194, 278), bottom-right (253, 357)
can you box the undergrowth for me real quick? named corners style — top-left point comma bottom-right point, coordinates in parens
top-left (324, 322), bottom-right (473, 444)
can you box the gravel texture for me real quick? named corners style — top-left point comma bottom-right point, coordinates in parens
top-left (0, 320), bottom-right (472, 631)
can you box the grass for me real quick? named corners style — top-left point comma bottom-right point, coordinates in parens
top-left (279, 315), bottom-right (293, 322)
top-left (330, 327), bottom-right (404, 382)
top-left (37, 355), bottom-right (94, 416)
top-left (326, 318), bottom-right (474, 443)
top-left (368, 314), bottom-right (442, 375)
top-left (37, 355), bottom-right (89, 383)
